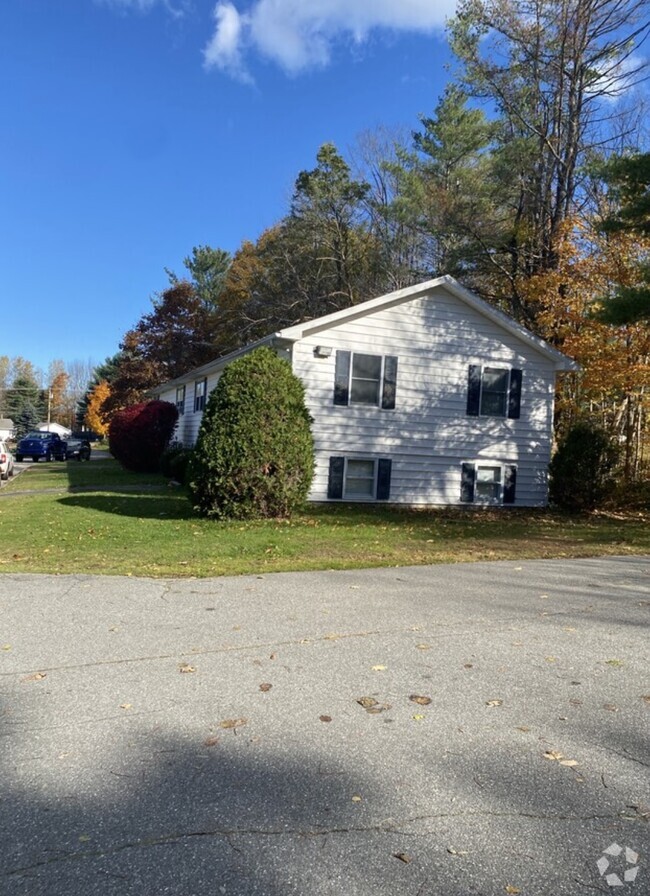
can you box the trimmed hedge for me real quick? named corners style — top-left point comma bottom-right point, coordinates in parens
top-left (189, 347), bottom-right (314, 519)
top-left (109, 400), bottom-right (179, 473)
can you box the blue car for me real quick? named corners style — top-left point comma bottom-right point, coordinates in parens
top-left (15, 431), bottom-right (67, 463)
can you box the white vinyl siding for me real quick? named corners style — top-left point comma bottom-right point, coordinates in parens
top-left (293, 285), bottom-right (557, 507)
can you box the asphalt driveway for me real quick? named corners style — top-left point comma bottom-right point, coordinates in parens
top-left (1, 557), bottom-right (648, 895)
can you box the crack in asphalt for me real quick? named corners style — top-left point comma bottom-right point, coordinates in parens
top-left (5, 809), bottom-right (640, 877)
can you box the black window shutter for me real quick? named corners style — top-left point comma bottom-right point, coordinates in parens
top-left (327, 457), bottom-right (345, 499)
top-left (381, 356), bottom-right (398, 409)
top-left (461, 463), bottom-right (476, 502)
top-left (376, 458), bottom-right (392, 500)
top-left (333, 351), bottom-right (351, 406)
top-left (508, 369), bottom-right (522, 419)
top-left (503, 465), bottom-right (517, 504)
top-left (466, 365), bottom-right (481, 416)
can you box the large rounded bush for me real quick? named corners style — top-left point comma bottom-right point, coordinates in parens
top-left (549, 421), bottom-right (620, 511)
top-left (109, 400), bottom-right (179, 473)
top-left (189, 347), bottom-right (314, 518)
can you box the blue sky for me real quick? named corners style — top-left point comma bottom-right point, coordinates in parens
top-left (1, 0), bottom-right (458, 377)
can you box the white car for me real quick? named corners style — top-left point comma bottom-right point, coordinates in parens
top-left (0, 439), bottom-right (15, 481)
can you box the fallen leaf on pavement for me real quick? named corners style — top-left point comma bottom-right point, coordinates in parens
top-left (357, 696), bottom-right (378, 708)
top-left (179, 664), bottom-right (196, 674)
top-left (409, 695), bottom-right (432, 705)
top-left (412, 713), bottom-right (425, 721)
top-left (559, 759), bottom-right (578, 767)
top-left (319, 715), bottom-right (332, 723)
top-left (351, 794), bottom-right (362, 802)
top-left (204, 736), bottom-right (220, 747)
top-left (22, 672), bottom-right (47, 682)
top-left (120, 703), bottom-right (132, 710)
top-left (371, 665), bottom-right (387, 671)
top-left (393, 853), bottom-right (412, 864)
top-left (416, 644), bottom-right (430, 650)
top-left (447, 847), bottom-right (468, 856)
top-left (486, 699), bottom-right (503, 707)
top-left (259, 682), bottom-right (272, 692)
top-left (641, 695), bottom-right (650, 704)
top-left (220, 718), bottom-right (247, 729)
top-left (505, 887), bottom-right (521, 895)
top-left (603, 703), bottom-right (618, 712)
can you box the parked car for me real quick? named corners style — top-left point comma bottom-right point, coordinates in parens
top-left (65, 436), bottom-right (91, 461)
top-left (15, 431), bottom-right (67, 462)
top-left (0, 439), bottom-right (14, 480)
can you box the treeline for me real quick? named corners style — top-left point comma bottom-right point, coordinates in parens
top-left (87, 0), bottom-right (649, 488)
top-left (0, 357), bottom-right (95, 438)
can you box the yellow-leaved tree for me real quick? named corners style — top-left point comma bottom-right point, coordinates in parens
top-left (84, 380), bottom-right (111, 438)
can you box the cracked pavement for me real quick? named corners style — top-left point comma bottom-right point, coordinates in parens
top-left (1, 557), bottom-right (648, 895)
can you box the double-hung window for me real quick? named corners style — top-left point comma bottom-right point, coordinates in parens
top-left (327, 457), bottom-right (393, 501)
top-left (334, 351), bottom-right (398, 409)
top-left (466, 365), bottom-right (522, 419)
top-left (194, 378), bottom-right (207, 412)
top-left (176, 385), bottom-right (186, 416)
top-left (461, 462), bottom-right (517, 505)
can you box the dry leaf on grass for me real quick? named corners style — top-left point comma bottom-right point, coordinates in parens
top-left (409, 695), bottom-right (432, 706)
top-left (220, 718), bottom-right (247, 729)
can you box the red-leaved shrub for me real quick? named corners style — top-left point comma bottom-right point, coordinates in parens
top-left (108, 400), bottom-right (179, 473)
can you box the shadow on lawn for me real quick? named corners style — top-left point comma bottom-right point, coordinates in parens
top-left (58, 492), bottom-right (195, 520)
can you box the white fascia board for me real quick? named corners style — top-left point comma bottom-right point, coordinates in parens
top-left (278, 275), bottom-right (579, 372)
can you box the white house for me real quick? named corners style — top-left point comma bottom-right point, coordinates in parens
top-left (0, 419), bottom-right (14, 440)
top-left (154, 276), bottom-right (577, 507)
top-left (37, 422), bottom-right (71, 438)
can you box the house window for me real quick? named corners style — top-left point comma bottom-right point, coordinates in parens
top-left (194, 378), bottom-right (207, 412)
top-left (176, 385), bottom-right (186, 416)
top-left (327, 456), bottom-right (392, 501)
top-left (466, 365), bottom-right (522, 419)
top-left (461, 462), bottom-right (517, 505)
top-left (333, 351), bottom-right (398, 409)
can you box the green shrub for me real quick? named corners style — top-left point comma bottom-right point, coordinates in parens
top-left (189, 347), bottom-right (314, 519)
top-left (160, 442), bottom-right (193, 484)
top-left (549, 421), bottom-right (620, 511)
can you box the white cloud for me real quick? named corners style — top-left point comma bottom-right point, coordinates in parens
top-left (97, 0), bottom-right (187, 18)
top-left (203, 0), bottom-right (455, 80)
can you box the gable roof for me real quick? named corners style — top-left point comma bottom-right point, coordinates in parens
top-left (155, 275), bottom-right (577, 392)
top-left (279, 275), bottom-right (577, 370)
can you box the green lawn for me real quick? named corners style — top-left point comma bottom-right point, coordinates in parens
top-left (0, 457), bottom-right (648, 577)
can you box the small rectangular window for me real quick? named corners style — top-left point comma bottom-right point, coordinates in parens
top-left (467, 365), bottom-right (522, 419)
top-left (334, 351), bottom-right (398, 409)
top-left (345, 459), bottom-right (376, 497)
top-left (475, 465), bottom-right (502, 502)
top-left (460, 462), bottom-right (517, 505)
top-left (176, 385), bottom-right (186, 416)
top-left (350, 354), bottom-right (382, 405)
top-left (194, 378), bottom-right (207, 412)
top-left (481, 368), bottom-right (509, 417)
top-left (328, 456), bottom-right (392, 501)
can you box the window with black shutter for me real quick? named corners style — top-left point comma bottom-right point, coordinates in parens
top-left (460, 462), bottom-right (517, 505)
top-left (466, 365), bottom-right (522, 419)
top-left (327, 456), bottom-right (392, 501)
top-left (333, 351), bottom-right (398, 409)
